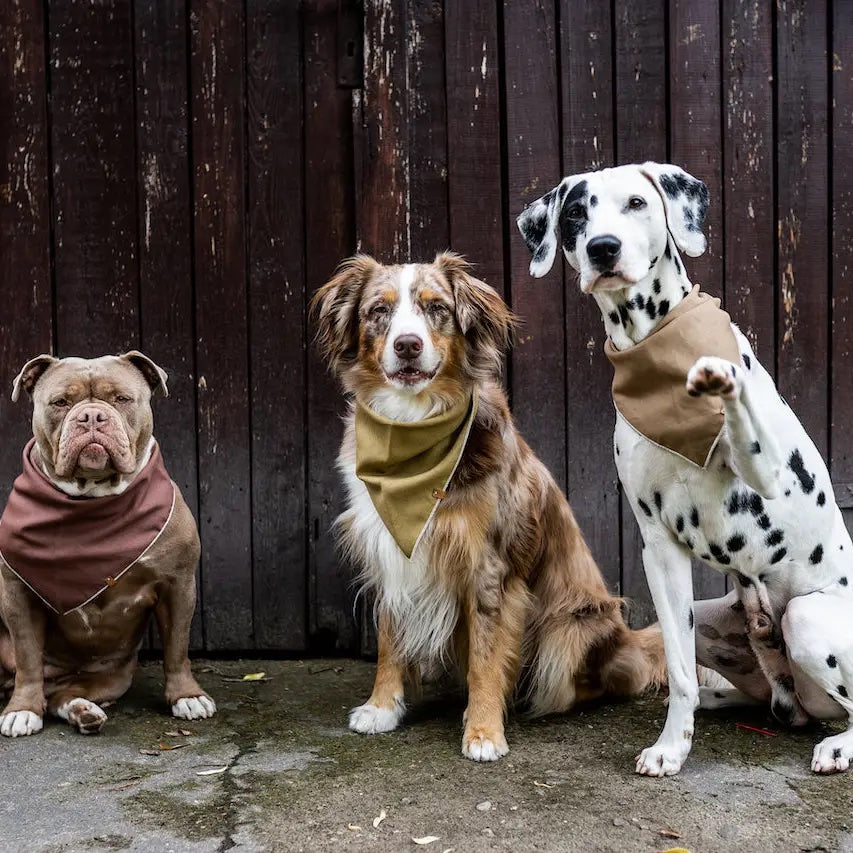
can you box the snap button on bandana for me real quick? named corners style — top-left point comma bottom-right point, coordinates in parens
top-left (355, 391), bottom-right (477, 558)
top-left (605, 286), bottom-right (741, 468)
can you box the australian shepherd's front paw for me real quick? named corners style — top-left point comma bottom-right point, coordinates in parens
top-left (462, 726), bottom-right (509, 762)
top-left (349, 698), bottom-right (405, 734)
top-left (635, 739), bottom-right (691, 777)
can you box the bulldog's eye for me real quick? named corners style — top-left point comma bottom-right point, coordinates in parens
top-left (51, 398), bottom-right (68, 408)
top-left (628, 196), bottom-right (647, 210)
top-left (115, 395), bottom-right (132, 404)
top-left (566, 204), bottom-right (586, 221)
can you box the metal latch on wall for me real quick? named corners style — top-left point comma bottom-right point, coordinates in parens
top-left (337, 0), bottom-right (363, 88)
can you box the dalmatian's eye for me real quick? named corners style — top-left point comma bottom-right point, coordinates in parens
top-left (565, 204), bottom-right (586, 221)
top-left (628, 196), bottom-right (647, 210)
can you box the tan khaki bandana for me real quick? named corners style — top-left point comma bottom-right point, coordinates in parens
top-left (0, 439), bottom-right (176, 614)
top-left (355, 391), bottom-right (477, 558)
top-left (604, 286), bottom-right (740, 468)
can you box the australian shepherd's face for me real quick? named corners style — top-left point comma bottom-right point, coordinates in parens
top-left (312, 252), bottom-right (514, 417)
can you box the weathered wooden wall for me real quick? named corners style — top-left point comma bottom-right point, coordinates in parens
top-left (0, 0), bottom-right (849, 651)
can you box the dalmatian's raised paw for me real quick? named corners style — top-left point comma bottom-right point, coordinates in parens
top-left (686, 356), bottom-right (741, 401)
top-left (811, 732), bottom-right (853, 774)
top-left (635, 738), bottom-right (691, 777)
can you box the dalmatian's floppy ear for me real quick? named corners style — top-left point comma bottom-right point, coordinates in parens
top-left (516, 178), bottom-right (572, 278)
top-left (640, 162), bottom-right (709, 257)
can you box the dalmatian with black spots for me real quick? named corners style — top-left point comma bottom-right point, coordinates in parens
top-left (516, 162), bottom-right (853, 777)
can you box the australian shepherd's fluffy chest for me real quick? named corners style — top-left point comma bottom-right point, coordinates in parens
top-left (312, 252), bottom-right (668, 762)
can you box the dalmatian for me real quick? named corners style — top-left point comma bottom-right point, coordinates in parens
top-left (516, 162), bottom-right (853, 776)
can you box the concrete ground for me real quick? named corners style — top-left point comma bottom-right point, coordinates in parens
top-left (1, 659), bottom-right (851, 853)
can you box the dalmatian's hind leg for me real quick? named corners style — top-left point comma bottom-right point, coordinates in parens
top-left (783, 589), bottom-right (853, 773)
top-left (686, 355), bottom-right (782, 499)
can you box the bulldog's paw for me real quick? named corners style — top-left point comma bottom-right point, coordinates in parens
top-left (462, 726), bottom-right (509, 762)
top-left (172, 695), bottom-right (217, 720)
top-left (0, 710), bottom-right (43, 738)
top-left (349, 698), bottom-right (404, 734)
top-left (635, 739), bottom-right (691, 777)
top-left (811, 732), bottom-right (853, 774)
top-left (57, 698), bottom-right (108, 734)
top-left (686, 356), bottom-right (741, 401)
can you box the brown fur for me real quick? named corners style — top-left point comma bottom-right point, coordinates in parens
top-left (313, 253), bottom-right (666, 756)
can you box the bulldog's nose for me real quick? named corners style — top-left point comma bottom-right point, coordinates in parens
top-left (586, 234), bottom-right (622, 269)
top-left (394, 334), bottom-right (423, 360)
top-left (76, 407), bottom-right (108, 427)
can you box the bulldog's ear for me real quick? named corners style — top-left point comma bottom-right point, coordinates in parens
top-left (640, 162), bottom-right (709, 257)
top-left (310, 254), bottom-right (379, 373)
top-left (12, 354), bottom-right (59, 402)
top-left (435, 251), bottom-right (516, 379)
top-left (516, 178), bottom-right (574, 278)
top-left (120, 351), bottom-right (169, 397)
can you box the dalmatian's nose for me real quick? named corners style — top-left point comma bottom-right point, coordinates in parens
top-left (586, 235), bottom-right (622, 270)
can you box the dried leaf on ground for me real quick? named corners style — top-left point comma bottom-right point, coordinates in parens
top-left (532, 780), bottom-right (553, 789)
top-left (412, 837), bottom-right (440, 845)
top-left (373, 809), bottom-right (387, 828)
top-left (348, 824), bottom-right (362, 832)
top-left (196, 766), bottom-right (228, 776)
top-left (658, 828), bottom-right (681, 839)
top-left (242, 672), bottom-right (267, 681)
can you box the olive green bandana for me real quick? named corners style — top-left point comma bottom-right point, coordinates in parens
top-left (604, 285), bottom-right (741, 468)
top-left (355, 391), bottom-right (478, 558)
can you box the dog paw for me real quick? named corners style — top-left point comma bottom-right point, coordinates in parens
top-left (348, 699), bottom-right (404, 734)
top-left (686, 356), bottom-right (741, 401)
top-left (0, 710), bottom-right (43, 738)
top-left (56, 698), bottom-right (108, 734)
top-left (462, 727), bottom-right (509, 762)
top-left (811, 733), bottom-right (853, 774)
top-left (635, 741), bottom-right (690, 777)
top-left (172, 695), bottom-right (217, 720)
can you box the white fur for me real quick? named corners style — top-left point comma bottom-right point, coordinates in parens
top-left (349, 698), bottom-right (406, 734)
top-left (463, 732), bottom-right (509, 762)
top-left (172, 695), bottom-right (217, 720)
top-left (56, 697), bottom-right (108, 732)
top-left (0, 710), bottom-right (43, 737)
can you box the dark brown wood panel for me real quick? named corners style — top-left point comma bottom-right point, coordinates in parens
top-left (133, 0), bottom-right (202, 650)
top-left (246, 0), bottom-right (308, 651)
top-left (775, 0), bottom-right (829, 457)
top-left (0, 0), bottom-right (52, 495)
top-left (304, 0), bottom-right (359, 653)
top-left (614, 0), bottom-right (667, 623)
top-left (559, 1), bottom-right (621, 593)
top-left (190, 0), bottom-right (253, 650)
top-left (49, 0), bottom-right (139, 355)
top-left (444, 0), bottom-right (505, 293)
top-left (669, 0), bottom-right (726, 601)
top-left (503, 0), bottom-right (567, 492)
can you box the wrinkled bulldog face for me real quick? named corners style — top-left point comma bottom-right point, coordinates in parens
top-left (12, 352), bottom-right (168, 481)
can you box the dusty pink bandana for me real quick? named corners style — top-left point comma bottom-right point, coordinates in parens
top-left (0, 439), bottom-right (175, 615)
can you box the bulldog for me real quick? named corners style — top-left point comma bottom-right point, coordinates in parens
top-left (0, 352), bottom-right (215, 736)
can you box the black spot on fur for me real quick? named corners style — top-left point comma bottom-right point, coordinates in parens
top-left (827, 655), bottom-right (838, 668)
top-left (810, 544), bottom-right (824, 565)
top-left (750, 441), bottom-right (761, 455)
top-left (834, 748), bottom-right (843, 759)
top-left (618, 304), bottom-right (629, 326)
top-left (817, 491), bottom-right (826, 506)
top-left (676, 515), bottom-right (684, 533)
top-left (654, 491), bottom-right (662, 511)
top-left (690, 506), bottom-right (699, 527)
top-left (770, 548), bottom-right (787, 564)
top-left (700, 553), bottom-right (711, 561)
top-left (839, 685), bottom-right (849, 699)
top-left (726, 534), bottom-right (746, 552)
top-left (615, 444), bottom-right (620, 456)
top-left (673, 255), bottom-right (682, 275)
top-left (658, 299), bottom-right (670, 317)
top-left (635, 293), bottom-right (645, 309)
top-left (609, 310), bottom-right (620, 325)
top-left (749, 494), bottom-right (764, 516)
top-left (742, 353), bottom-right (751, 370)
top-left (731, 599), bottom-right (745, 613)
top-left (757, 514), bottom-right (771, 531)
top-left (841, 576), bottom-right (849, 586)
top-left (736, 572), bottom-right (752, 587)
top-left (684, 537), bottom-right (694, 550)
top-left (688, 608), bottom-right (694, 630)
top-left (589, 194), bottom-right (598, 207)
top-left (728, 491), bottom-right (744, 514)
top-left (638, 498), bottom-right (652, 517)
top-left (785, 490), bottom-right (791, 497)
top-left (664, 241), bottom-right (672, 259)
top-left (766, 529), bottom-right (784, 547)
top-left (645, 298), bottom-right (657, 320)
top-left (709, 543), bottom-right (731, 565)
top-left (653, 278), bottom-right (661, 293)
top-left (788, 449), bottom-right (815, 494)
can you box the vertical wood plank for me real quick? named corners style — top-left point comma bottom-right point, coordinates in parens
top-left (0, 0), bottom-right (52, 497)
top-left (559, 1), bottom-right (621, 594)
top-left (669, 0), bottom-right (726, 601)
top-left (504, 0), bottom-right (567, 492)
top-left (444, 0), bottom-right (504, 292)
top-left (305, 0), bottom-right (358, 652)
top-left (49, 0), bottom-right (139, 355)
top-left (721, 0), bottom-right (775, 361)
top-left (831, 2), bottom-right (853, 530)
top-left (134, 0), bottom-right (202, 650)
top-left (775, 0), bottom-right (829, 456)
top-left (190, 0), bottom-right (253, 650)
top-left (246, 0), bottom-right (307, 650)
top-left (614, 0), bottom-right (667, 623)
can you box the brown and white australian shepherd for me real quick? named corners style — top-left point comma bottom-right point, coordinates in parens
top-left (312, 252), bottom-right (667, 762)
